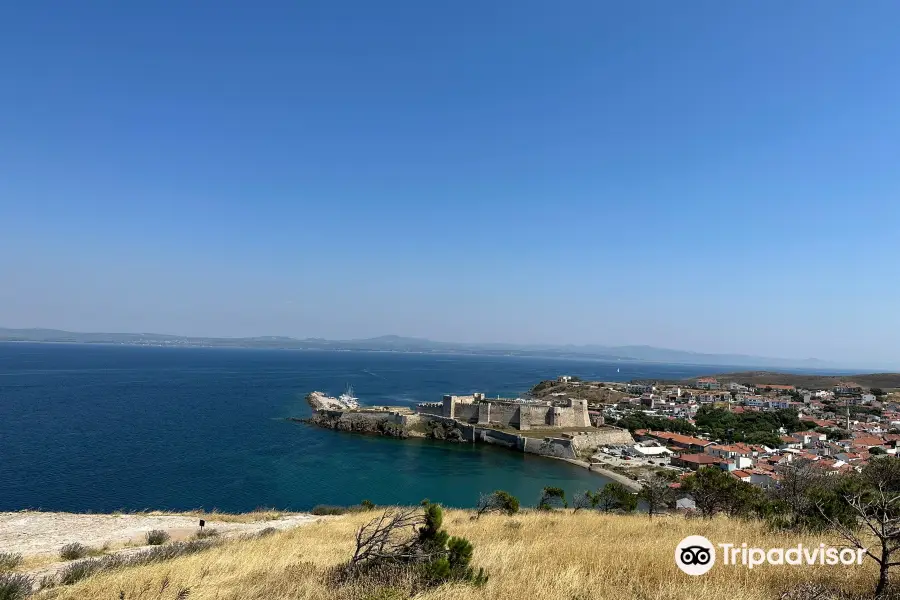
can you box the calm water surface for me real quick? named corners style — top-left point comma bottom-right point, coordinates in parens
top-left (0, 343), bottom-right (730, 512)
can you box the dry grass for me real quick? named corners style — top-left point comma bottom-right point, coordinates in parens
top-left (127, 509), bottom-right (296, 524)
top-left (37, 510), bottom-right (877, 600)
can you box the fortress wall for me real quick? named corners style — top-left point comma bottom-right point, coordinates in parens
top-left (415, 404), bottom-right (444, 417)
top-left (453, 403), bottom-right (479, 423)
top-left (398, 413), bottom-right (424, 427)
top-left (477, 402), bottom-right (490, 424)
top-left (487, 404), bottom-right (519, 427)
top-left (568, 428), bottom-right (635, 454)
top-left (521, 437), bottom-right (577, 459)
top-left (474, 427), bottom-right (521, 449)
top-left (519, 405), bottom-right (550, 428)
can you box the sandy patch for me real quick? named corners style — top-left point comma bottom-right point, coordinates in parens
top-left (0, 511), bottom-right (319, 557)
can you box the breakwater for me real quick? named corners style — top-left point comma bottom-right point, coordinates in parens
top-left (299, 408), bottom-right (634, 461)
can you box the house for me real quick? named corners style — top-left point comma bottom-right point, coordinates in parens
top-left (792, 431), bottom-right (827, 447)
top-left (732, 470), bottom-right (753, 482)
top-left (860, 393), bottom-right (877, 404)
top-left (805, 418), bottom-right (838, 429)
top-left (695, 377), bottom-right (720, 390)
top-left (648, 431), bottom-right (715, 452)
top-left (706, 443), bottom-right (756, 460)
top-left (767, 397), bottom-right (792, 410)
top-left (627, 384), bottom-right (655, 394)
top-left (671, 453), bottom-right (724, 471)
top-left (834, 383), bottom-right (863, 396)
top-left (850, 435), bottom-right (885, 450)
top-left (723, 457), bottom-right (755, 471)
top-left (640, 393), bottom-right (657, 409)
top-left (627, 444), bottom-right (674, 458)
top-left (749, 470), bottom-right (779, 488)
top-left (780, 435), bottom-right (803, 450)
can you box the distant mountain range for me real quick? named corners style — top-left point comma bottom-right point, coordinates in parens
top-left (0, 327), bottom-right (851, 369)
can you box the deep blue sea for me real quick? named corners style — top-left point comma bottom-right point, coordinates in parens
top-left (0, 343), bottom-right (738, 513)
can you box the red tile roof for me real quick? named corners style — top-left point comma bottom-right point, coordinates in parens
top-left (674, 453), bottom-right (722, 465)
top-left (851, 436), bottom-right (885, 447)
top-left (649, 431), bottom-right (714, 447)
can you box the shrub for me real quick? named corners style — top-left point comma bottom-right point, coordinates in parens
top-left (59, 543), bottom-right (89, 560)
top-left (361, 499), bottom-right (376, 511)
top-left (0, 553), bottom-right (22, 572)
top-left (537, 486), bottom-right (567, 510)
top-left (596, 482), bottom-right (638, 513)
top-left (475, 490), bottom-right (520, 519)
top-left (0, 572), bottom-right (32, 600)
top-left (338, 502), bottom-right (487, 591)
top-left (146, 530), bottom-right (170, 545)
top-left (58, 540), bottom-right (219, 586)
top-left (572, 490), bottom-right (598, 512)
top-left (195, 528), bottom-right (220, 539)
top-left (311, 505), bottom-right (350, 516)
top-left (57, 560), bottom-right (98, 586)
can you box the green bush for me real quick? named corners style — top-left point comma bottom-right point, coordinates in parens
top-left (537, 486), bottom-right (567, 510)
top-left (59, 543), bottom-right (89, 561)
top-left (311, 505), bottom-right (350, 516)
top-left (340, 502), bottom-right (487, 591)
top-left (596, 482), bottom-right (638, 513)
top-left (475, 490), bottom-right (520, 518)
top-left (146, 530), bottom-right (170, 545)
top-left (0, 553), bottom-right (22, 572)
top-left (419, 504), bottom-right (487, 586)
top-left (361, 499), bottom-right (376, 511)
top-left (0, 573), bottom-right (32, 600)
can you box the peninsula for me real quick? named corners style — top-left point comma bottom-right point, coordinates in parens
top-left (300, 385), bottom-right (639, 489)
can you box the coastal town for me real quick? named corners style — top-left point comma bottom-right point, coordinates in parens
top-left (546, 373), bottom-right (900, 491)
top-left (303, 372), bottom-right (900, 497)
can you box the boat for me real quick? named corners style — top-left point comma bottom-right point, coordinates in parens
top-left (338, 384), bottom-right (359, 408)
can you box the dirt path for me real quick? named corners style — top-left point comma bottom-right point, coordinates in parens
top-left (0, 511), bottom-right (319, 557)
top-left (560, 458), bottom-right (644, 491)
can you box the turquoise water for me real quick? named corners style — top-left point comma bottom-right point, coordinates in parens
top-left (0, 343), bottom-right (722, 512)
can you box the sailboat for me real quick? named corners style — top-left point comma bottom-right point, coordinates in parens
top-left (338, 384), bottom-right (360, 408)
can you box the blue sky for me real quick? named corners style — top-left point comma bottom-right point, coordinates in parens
top-left (2, 1), bottom-right (899, 366)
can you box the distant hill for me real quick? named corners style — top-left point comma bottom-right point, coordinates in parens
top-left (697, 371), bottom-right (900, 391)
top-left (0, 327), bottom-right (853, 369)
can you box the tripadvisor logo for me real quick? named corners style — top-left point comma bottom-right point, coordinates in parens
top-left (676, 536), bottom-right (716, 575)
top-left (675, 536), bottom-right (866, 575)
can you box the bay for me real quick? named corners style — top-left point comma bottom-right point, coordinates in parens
top-left (0, 342), bottom-right (721, 513)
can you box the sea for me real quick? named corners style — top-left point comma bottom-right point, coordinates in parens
top-left (0, 342), bottom-right (753, 513)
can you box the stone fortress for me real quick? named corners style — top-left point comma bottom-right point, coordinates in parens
top-left (414, 393), bottom-right (594, 430)
top-left (304, 385), bottom-right (634, 464)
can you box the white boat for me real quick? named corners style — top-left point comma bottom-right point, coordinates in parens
top-left (338, 384), bottom-right (359, 408)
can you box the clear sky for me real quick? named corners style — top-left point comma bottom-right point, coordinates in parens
top-left (2, 1), bottom-right (899, 366)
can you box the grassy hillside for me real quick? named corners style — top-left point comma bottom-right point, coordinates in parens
top-left (530, 380), bottom-right (628, 404)
top-left (35, 509), bottom-right (875, 600)
top-left (693, 371), bottom-right (900, 391)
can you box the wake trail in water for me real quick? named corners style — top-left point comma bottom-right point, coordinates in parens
top-left (362, 369), bottom-right (386, 379)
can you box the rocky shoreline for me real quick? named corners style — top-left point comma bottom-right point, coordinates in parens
top-left (294, 412), bottom-right (471, 442)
